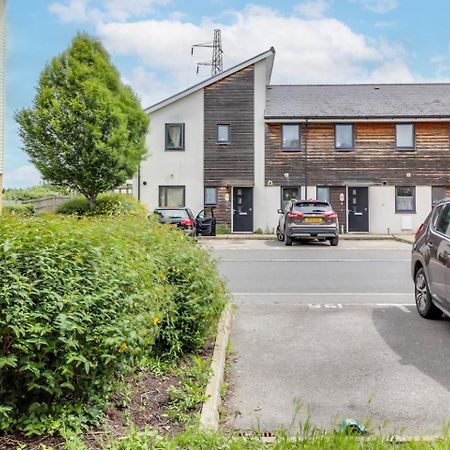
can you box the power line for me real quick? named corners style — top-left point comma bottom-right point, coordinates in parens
top-left (191, 29), bottom-right (223, 77)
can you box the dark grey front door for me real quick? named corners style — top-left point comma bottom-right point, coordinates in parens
top-left (233, 187), bottom-right (253, 232)
top-left (348, 187), bottom-right (369, 232)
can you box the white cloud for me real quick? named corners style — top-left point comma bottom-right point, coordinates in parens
top-left (358, 0), bottom-right (398, 13)
top-left (49, 3), bottom-right (416, 107)
top-left (49, 0), bottom-right (168, 23)
top-left (4, 165), bottom-right (42, 188)
top-left (294, 0), bottom-right (330, 19)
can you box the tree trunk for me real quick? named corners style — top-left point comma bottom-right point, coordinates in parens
top-left (88, 195), bottom-right (97, 211)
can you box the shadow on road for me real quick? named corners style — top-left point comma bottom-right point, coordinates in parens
top-left (372, 307), bottom-right (450, 392)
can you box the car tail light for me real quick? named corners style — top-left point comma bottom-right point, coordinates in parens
top-left (324, 211), bottom-right (337, 219)
top-left (180, 219), bottom-right (194, 227)
top-left (415, 223), bottom-right (424, 240)
top-left (287, 211), bottom-right (303, 219)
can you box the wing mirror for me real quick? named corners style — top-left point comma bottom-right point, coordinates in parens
top-left (277, 209), bottom-right (283, 214)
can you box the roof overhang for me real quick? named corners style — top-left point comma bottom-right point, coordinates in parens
top-left (265, 116), bottom-right (450, 123)
top-left (145, 47), bottom-right (276, 114)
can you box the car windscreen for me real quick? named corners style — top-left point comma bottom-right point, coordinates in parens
top-left (155, 209), bottom-right (189, 219)
top-left (293, 202), bottom-right (331, 213)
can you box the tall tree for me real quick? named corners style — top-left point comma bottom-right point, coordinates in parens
top-left (16, 33), bottom-right (149, 209)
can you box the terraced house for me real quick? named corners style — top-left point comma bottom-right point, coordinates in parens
top-left (135, 47), bottom-right (450, 234)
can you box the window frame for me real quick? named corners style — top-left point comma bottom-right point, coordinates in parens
top-left (316, 186), bottom-right (331, 203)
top-left (165, 123), bottom-right (185, 151)
top-left (281, 186), bottom-right (301, 209)
top-left (216, 124), bottom-right (231, 144)
top-left (434, 204), bottom-right (450, 238)
top-left (204, 187), bottom-right (218, 206)
top-left (281, 124), bottom-right (301, 151)
top-left (335, 123), bottom-right (355, 151)
top-left (158, 185), bottom-right (186, 207)
top-left (395, 123), bottom-right (415, 150)
top-left (395, 186), bottom-right (416, 214)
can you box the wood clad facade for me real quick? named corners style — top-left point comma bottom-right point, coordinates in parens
top-left (265, 122), bottom-right (450, 186)
top-left (204, 66), bottom-right (255, 186)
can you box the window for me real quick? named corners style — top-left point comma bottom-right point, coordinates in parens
top-left (435, 204), bottom-right (450, 237)
top-left (281, 186), bottom-right (301, 209)
top-left (395, 186), bottom-right (416, 213)
top-left (281, 124), bottom-right (301, 150)
top-left (217, 124), bottom-right (230, 143)
top-left (316, 186), bottom-right (330, 203)
top-left (159, 186), bottom-right (185, 207)
top-left (165, 124), bottom-right (185, 150)
top-left (432, 186), bottom-right (447, 207)
top-left (204, 187), bottom-right (218, 206)
top-left (396, 124), bottom-right (415, 149)
top-left (335, 124), bottom-right (354, 150)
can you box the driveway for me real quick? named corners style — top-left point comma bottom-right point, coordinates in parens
top-left (204, 239), bottom-right (450, 436)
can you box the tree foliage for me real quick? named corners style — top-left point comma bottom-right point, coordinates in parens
top-left (16, 33), bottom-right (149, 208)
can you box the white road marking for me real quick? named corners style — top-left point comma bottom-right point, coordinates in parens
top-left (233, 292), bottom-right (413, 297)
top-left (396, 304), bottom-right (412, 313)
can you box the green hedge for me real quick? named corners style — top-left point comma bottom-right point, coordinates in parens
top-left (2, 203), bottom-right (35, 216)
top-left (0, 216), bottom-right (227, 435)
top-left (56, 193), bottom-right (148, 217)
top-left (3, 186), bottom-right (70, 202)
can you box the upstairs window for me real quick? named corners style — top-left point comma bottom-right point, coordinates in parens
top-left (335, 124), bottom-right (354, 150)
top-left (281, 124), bottom-right (301, 150)
top-left (396, 124), bottom-right (415, 149)
top-left (165, 123), bottom-right (185, 150)
top-left (395, 186), bottom-right (416, 213)
top-left (217, 124), bottom-right (230, 143)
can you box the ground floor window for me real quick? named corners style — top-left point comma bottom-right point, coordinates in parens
top-left (281, 186), bottom-right (301, 209)
top-left (432, 186), bottom-right (447, 207)
top-left (395, 186), bottom-right (415, 213)
top-left (316, 186), bottom-right (330, 203)
top-left (204, 187), bottom-right (218, 206)
top-left (159, 186), bottom-right (185, 207)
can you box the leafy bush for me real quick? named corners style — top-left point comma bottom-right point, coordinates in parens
top-left (0, 216), bottom-right (227, 435)
top-left (56, 193), bottom-right (148, 217)
top-left (3, 186), bottom-right (70, 201)
top-left (2, 203), bottom-right (35, 216)
top-left (216, 224), bottom-right (231, 234)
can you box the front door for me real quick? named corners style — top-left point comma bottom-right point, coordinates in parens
top-left (348, 187), bottom-right (369, 232)
top-left (233, 187), bottom-right (253, 232)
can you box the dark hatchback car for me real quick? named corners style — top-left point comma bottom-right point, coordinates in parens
top-left (153, 207), bottom-right (217, 237)
top-left (154, 208), bottom-right (197, 237)
top-left (412, 198), bottom-right (450, 318)
top-left (277, 199), bottom-right (339, 246)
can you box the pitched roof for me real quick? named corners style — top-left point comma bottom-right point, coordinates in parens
top-left (265, 84), bottom-right (450, 119)
top-left (145, 47), bottom-right (275, 114)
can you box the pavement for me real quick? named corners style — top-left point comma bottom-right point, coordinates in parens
top-left (201, 239), bottom-right (450, 437)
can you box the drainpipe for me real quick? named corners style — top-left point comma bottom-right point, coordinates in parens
top-left (137, 165), bottom-right (141, 201)
top-left (304, 119), bottom-right (308, 199)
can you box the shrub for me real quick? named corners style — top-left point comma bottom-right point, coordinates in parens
top-left (2, 203), bottom-right (35, 216)
top-left (216, 224), bottom-right (231, 234)
top-left (3, 186), bottom-right (70, 202)
top-left (56, 193), bottom-right (147, 217)
top-left (0, 216), bottom-right (227, 434)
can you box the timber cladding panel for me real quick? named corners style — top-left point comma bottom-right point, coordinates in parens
top-left (215, 186), bottom-right (232, 229)
top-left (204, 66), bottom-right (254, 185)
top-left (265, 122), bottom-right (450, 186)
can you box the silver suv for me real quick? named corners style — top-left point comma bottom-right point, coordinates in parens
top-left (276, 199), bottom-right (339, 246)
top-left (412, 198), bottom-right (450, 318)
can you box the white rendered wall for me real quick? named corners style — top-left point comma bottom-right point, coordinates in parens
top-left (369, 186), bottom-right (431, 234)
top-left (135, 90), bottom-right (204, 215)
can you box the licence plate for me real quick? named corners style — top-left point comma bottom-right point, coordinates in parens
top-left (304, 217), bottom-right (323, 223)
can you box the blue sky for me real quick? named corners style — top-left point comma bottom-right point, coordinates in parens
top-left (5, 0), bottom-right (450, 187)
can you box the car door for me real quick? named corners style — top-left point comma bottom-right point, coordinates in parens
top-left (430, 204), bottom-right (450, 306)
top-left (196, 209), bottom-right (216, 236)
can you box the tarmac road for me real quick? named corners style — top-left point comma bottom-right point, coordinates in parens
top-left (205, 239), bottom-right (450, 437)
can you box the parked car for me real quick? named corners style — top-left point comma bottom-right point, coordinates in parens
top-left (276, 199), bottom-right (339, 246)
top-left (411, 198), bottom-right (450, 319)
top-left (153, 207), bottom-right (197, 237)
top-left (196, 207), bottom-right (216, 236)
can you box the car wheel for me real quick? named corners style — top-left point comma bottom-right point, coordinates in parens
top-left (329, 236), bottom-right (339, 246)
top-left (284, 232), bottom-right (293, 246)
top-left (276, 227), bottom-right (284, 242)
top-left (415, 268), bottom-right (441, 319)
